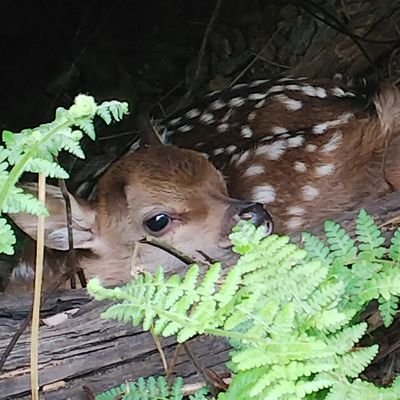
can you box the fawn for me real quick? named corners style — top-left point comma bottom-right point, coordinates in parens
top-left (5, 76), bottom-right (400, 292)
top-left (6, 145), bottom-right (272, 291)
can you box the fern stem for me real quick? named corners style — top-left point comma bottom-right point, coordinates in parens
top-left (0, 119), bottom-right (70, 213)
top-left (30, 173), bottom-right (46, 400)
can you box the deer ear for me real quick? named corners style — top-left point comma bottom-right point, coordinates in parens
top-left (9, 183), bottom-right (97, 251)
top-left (136, 113), bottom-right (165, 148)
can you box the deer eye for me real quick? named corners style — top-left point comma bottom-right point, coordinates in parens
top-left (144, 213), bottom-right (171, 233)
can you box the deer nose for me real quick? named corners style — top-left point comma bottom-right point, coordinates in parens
top-left (239, 202), bottom-right (274, 234)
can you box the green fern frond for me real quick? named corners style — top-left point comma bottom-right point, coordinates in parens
top-left (302, 232), bottom-right (334, 265)
top-left (97, 100), bottom-right (130, 124)
top-left (334, 345), bottom-right (378, 378)
top-left (95, 376), bottom-right (203, 400)
top-left (326, 323), bottom-right (368, 354)
top-left (0, 217), bottom-right (16, 255)
top-left (324, 220), bottom-right (357, 264)
top-left (189, 387), bottom-right (210, 399)
top-left (326, 376), bottom-right (400, 400)
top-left (389, 229), bottom-right (400, 262)
top-left (25, 158), bottom-right (69, 179)
top-left (77, 120), bottom-right (96, 140)
top-left (2, 187), bottom-right (48, 215)
top-left (355, 209), bottom-right (386, 259)
top-left (378, 295), bottom-right (399, 327)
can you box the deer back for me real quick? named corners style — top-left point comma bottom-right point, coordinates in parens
top-left (158, 77), bottom-right (400, 232)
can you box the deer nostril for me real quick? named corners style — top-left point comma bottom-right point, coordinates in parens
top-left (264, 219), bottom-right (274, 235)
top-left (239, 202), bottom-right (274, 230)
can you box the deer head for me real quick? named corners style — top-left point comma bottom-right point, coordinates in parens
top-left (9, 144), bottom-right (273, 287)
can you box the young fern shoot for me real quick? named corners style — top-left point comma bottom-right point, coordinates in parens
top-left (0, 94), bottom-right (129, 255)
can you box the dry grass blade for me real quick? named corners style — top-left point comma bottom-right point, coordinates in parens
top-left (30, 173), bottom-right (46, 400)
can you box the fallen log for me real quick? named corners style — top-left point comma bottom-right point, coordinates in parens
top-left (2, 190), bottom-right (400, 400)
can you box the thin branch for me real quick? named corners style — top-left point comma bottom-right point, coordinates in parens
top-left (166, 344), bottom-right (182, 383)
top-left (295, 0), bottom-right (379, 75)
top-left (183, 342), bottom-right (219, 398)
top-left (150, 330), bottom-right (169, 374)
top-left (139, 237), bottom-right (197, 265)
top-left (177, 0), bottom-right (224, 109)
top-left (230, 26), bottom-right (284, 87)
top-left (58, 178), bottom-right (77, 289)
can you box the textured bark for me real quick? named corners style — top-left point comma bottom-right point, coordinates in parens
top-left (2, 191), bottom-right (400, 399)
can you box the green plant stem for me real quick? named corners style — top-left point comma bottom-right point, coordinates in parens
top-left (0, 119), bottom-right (70, 212)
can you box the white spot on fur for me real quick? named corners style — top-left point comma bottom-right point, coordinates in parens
top-left (301, 85), bottom-right (327, 98)
top-left (321, 131), bottom-right (343, 153)
top-left (236, 149), bottom-right (251, 164)
top-left (185, 109), bottom-right (201, 119)
top-left (225, 145), bottom-right (237, 154)
top-left (178, 124), bottom-right (193, 133)
top-left (195, 141), bottom-right (205, 148)
top-left (200, 153), bottom-right (210, 159)
top-left (315, 163), bottom-right (336, 177)
top-left (248, 111), bottom-right (257, 121)
top-left (313, 122), bottom-right (329, 135)
top-left (267, 85), bottom-right (284, 94)
top-left (272, 126), bottom-right (288, 135)
top-left (294, 161), bottom-right (307, 172)
top-left (229, 97), bottom-right (246, 107)
top-left (232, 83), bottom-right (247, 90)
top-left (248, 92), bottom-right (268, 101)
top-left (278, 77), bottom-right (294, 82)
top-left (213, 148), bottom-right (224, 156)
top-left (286, 217), bottom-right (304, 230)
top-left (206, 90), bottom-right (221, 97)
top-left (275, 94), bottom-right (303, 111)
top-left (251, 184), bottom-right (276, 204)
top-left (221, 109), bottom-right (233, 122)
top-left (260, 135), bottom-right (273, 142)
top-left (243, 164), bottom-right (265, 177)
top-left (302, 185), bottom-right (320, 201)
top-left (217, 123), bottom-right (229, 133)
top-left (286, 84), bottom-right (302, 90)
top-left (169, 117), bottom-right (182, 125)
top-left (331, 87), bottom-right (346, 97)
top-left (313, 113), bottom-right (353, 134)
top-left (315, 87), bottom-right (327, 98)
top-left (256, 140), bottom-right (287, 160)
top-left (241, 126), bottom-right (254, 138)
top-left (230, 154), bottom-right (239, 163)
top-left (210, 99), bottom-right (226, 110)
top-left (287, 135), bottom-right (305, 148)
top-left (305, 144), bottom-right (317, 152)
top-left (250, 79), bottom-right (269, 87)
top-left (199, 112), bottom-right (215, 124)
top-left (255, 100), bottom-right (266, 108)
top-left (287, 206), bottom-right (306, 216)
